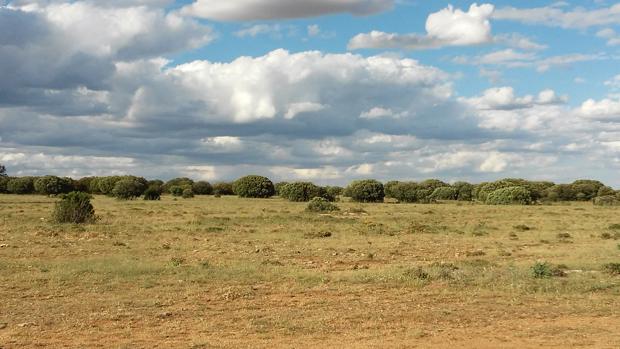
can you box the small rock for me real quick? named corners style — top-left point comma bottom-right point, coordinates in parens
top-left (0, 244), bottom-right (8, 248)
top-left (157, 312), bottom-right (173, 319)
top-left (17, 322), bottom-right (36, 328)
top-left (0, 323), bottom-right (7, 329)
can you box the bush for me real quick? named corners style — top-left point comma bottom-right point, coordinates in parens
top-left (52, 191), bottom-right (96, 224)
top-left (531, 261), bottom-right (565, 278)
top-left (594, 195), bottom-right (620, 206)
top-left (233, 175), bottom-right (275, 198)
top-left (452, 181), bottom-right (474, 201)
top-left (0, 176), bottom-right (12, 193)
top-left (112, 178), bottom-right (147, 200)
top-left (346, 179), bottom-right (384, 203)
top-left (143, 187), bottom-right (161, 200)
top-left (571, 179), bottom-right (605, 201)
top-left (597, 186), bottom-right (616, 197)
top-left (73, 177), bottom-right (95, 193)
top-left (486, 186), bottom-right (532, 205)
top-left (182, 189), bottom-right (194, 198)
top-left (192, 181), bottom-right (213, 195)
top-left (324, 186), bottom-right (343, 198)
top-left (306, 197), bottom-right (340, 212)
top-left (97, 176), bottom-right (123, 195)
top-left (274, 182), bottom-right (290, 196)
top-left (7, 177), bottom-right (36, 194)
top-left (213, 182), bottom-right (234, 196)
top-left (164, 177), bottom-right (193, 194)
top-left (169, 185), bottom-right (185, 197)
top-left (384, 181), bottom-right (401, 199)
top-left (281, 182), bottom-right (329, 202)
top-left (602, 263), bottom-right (620, 275)
top-left (34, 176), bottom-right (74, 195)
top-left (430, 186), bottom-right (458, 200)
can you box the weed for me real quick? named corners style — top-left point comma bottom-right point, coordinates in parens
top-left (170, 257), bottom-right (186, 267)
top-left (531, 261), bottom-right (566, 278)
top-left (303, 231), bottom-right (332, 239)
top-left (602, 263), bottom-right (620, 275)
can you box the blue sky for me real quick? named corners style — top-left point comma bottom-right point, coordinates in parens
top-left (1, 0), bottom-right (620, 185)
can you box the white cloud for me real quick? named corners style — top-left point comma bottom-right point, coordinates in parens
top-left (454, 50), bottom-right (608, 72)
top-left (494, 3), bottom-right (620, 29)
top-left (284, 102), bottom-right (326, 119)
top-left (307, 24), bottom-right (321, 37)
top-left (605, 74), bottom-right (620, 89)
top-left (597, 28), bottom-right (620, 46)
top-left (180, 0), bottom-right (393, 21)
top-left (580, 98), bottom-right (620, 121)
top-left (348, 3), bottom-right (494, 50)
top-left (234, 24), bottom-right (283, 38)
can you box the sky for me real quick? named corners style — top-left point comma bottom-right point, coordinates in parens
top-left (1, 0), bottom-right (619, 186)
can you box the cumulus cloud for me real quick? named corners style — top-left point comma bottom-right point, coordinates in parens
top-left (180, 0), bottom-right (393, 21)
top-left (348, 3), bottom-right (494, 50)
top-left (580, 98), bottom-right (620, 121)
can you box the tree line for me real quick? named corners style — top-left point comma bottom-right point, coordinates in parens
top-left (0, 166), bottom-right (618, 205)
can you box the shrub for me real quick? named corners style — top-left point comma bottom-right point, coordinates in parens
top-left (233, 175), bottom-right (275, 198)
top-left (324, 186), bottom-right (344, 198)
top-left (34, 176), bottom-right (74, 196)
top-left (147, 180), bottom-right (164, 193)
top-left (274, 182), bottom-right (290, 196)
top-left (169, 186), bottom-right (184, 197)
top-left (281, 182), bottom-right (328, 202)
top-left (0, 164), bottom-right (5, 176)
top-left (486, 186), bottom-right (532, 205)
top-left (597, 186), bottom-right (616, 197)
top-left (531, 261), bottom-right (565, 278)
top-left (112, 178), bottom-right (147, 200)
top-left (430, 186), bottom-right (458, 200)
top-left (543, 184), bottom-right (575, 202)
top-left (452, 181), bottom-right (474, 201)
top-left (164, 177), bottom-right (193, 193)
top-left (306, 197), bottom-right (340, 212)
top-left (52, 191), bottom-right (96, 224)
top-left (97, 176), bottom-right (123, 195)
top-left (571, 179), bottom-right (605, 201)
top-left (346, 179), bottom-right (384, 203)
top-left (602, 263), bottom-right (620, 275)
top-left (192, 181), bottom-right (213, 195)
top-left (7, 177), bottom-right (36, 194)
top-left (594, 195), bottom-right (620, 206)
top-left (0, 176), bottom-right (12, 193)
top-left (213, 182), bottom-right (234, 196)
top-left (182, 189), bottom-right (194, 198)
top-left (73, 177), bottom-right (95, 193)
top-left (143, 187), bottom-right (161, 201)
top-left (384, 181), bottom-right (401, 199)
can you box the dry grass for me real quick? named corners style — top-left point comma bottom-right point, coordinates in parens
top-left (1, 195), bottom-right (619, 348)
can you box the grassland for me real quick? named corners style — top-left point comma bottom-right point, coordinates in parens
top-left (1, 194), bottom-right (619, 348)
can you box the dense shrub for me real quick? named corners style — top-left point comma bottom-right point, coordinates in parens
top-left (597, 186), bottom-right (616, 197)
top-left (72, 177), bottom-right (95, 193)
top-left (430, 186), bottom-right (458, 200)
top-left (34, 176), bottom-right (73, 195)
top-left (212, 182), bottom-right (234, 196)
top-left (594, 195), bottom-right (620, 206)
top-left (88, 177), bottom-right (103, 194)
top-left (274, 182), bottom-right (289, 196)
top-left (324, 186), bottom-right (343, 198)
top-left (306, 197), bottom-right (340, 212)
top-left (97, 176), bottom-right (123, 195)
top-left (390, 182), bottom-right (420, 203)
top-left (182, 189), bottom-right (195, 198)
top-left (281, 182), bottom-right (327, 202)
top-left (7, 177), bottom-right (36, 194)
top-left (544, 184), bottom-right (575, 201)
top-left (486, 186), bottom-right (532, 205)
top-left (192, 181), bottom-right (213, 195)
top-left (0, 176), bottom-right (12, 193)
top-left (169, 186), bottom-right (185, 197)
top-left (112, 178), bottom-right (147, 200)
top-left (346, 179), bottom-right (384, 203)
top-left (233, 175), bottom-right (275, 198)
top-left (147, 180), bottom-right (164, 193)
top-left (452, 181), bottom-right (474, 201)
top-left (571, 179), bottom-right (605, 201)
top-left (164, 177), bottom-right (193, 193)
top-left (143, 187), bottom-right (161, 200)
top-left (52, 191), bottom-right (96, 224)
top-left (384, 181), bottom-right (401, 199)
top-left (0, 164), bottom-right (6, 176)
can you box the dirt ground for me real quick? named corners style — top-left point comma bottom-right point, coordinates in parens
top-left (1, 195), bottom-right (619, 348)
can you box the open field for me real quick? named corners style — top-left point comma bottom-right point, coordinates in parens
top-left (1, 195), bottom-right (619, 348)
